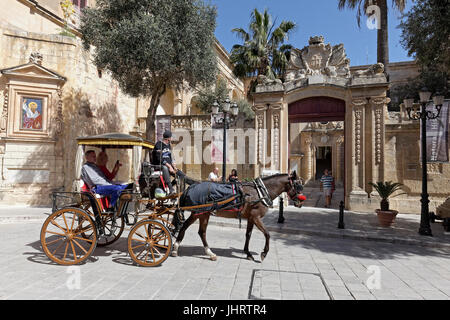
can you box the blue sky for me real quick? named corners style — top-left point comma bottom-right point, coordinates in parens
top-left (209, 0), bottom-right (415, 66)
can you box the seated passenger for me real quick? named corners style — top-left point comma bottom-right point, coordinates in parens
top-left (227, 169), bottom-right (239, 183)
top-left (81, 150), bottom-right (131, 209)
top-left (96, 150), bottom-right (121, 181)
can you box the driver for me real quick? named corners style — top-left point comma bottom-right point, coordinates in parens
top-left (152, 130), bottom-right (178, 195)
top-left (81, 150), bottom-right (131, 209)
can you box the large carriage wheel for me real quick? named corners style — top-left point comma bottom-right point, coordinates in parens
top-left (128, 219), bottom-right (172, 267)
top-left (77, 197), bottom-right (125, 247)
top-left (40, 207), bottom-right (97, 265)
top-left (80, 213), bottom-right (125, 247)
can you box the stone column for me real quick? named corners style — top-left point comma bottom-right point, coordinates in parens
top-left (269, 104), bottom-right (282, 171)
top-left (369, 96), bottom-right (388, 195)
top-left (349, 98), bottom-right (368, 198)
top-left (174, 98), bottom-right (183, 115)
top-left (304, 134), bottom-right (313, 182)
top-left (253, 104), bottom-right (269, 173)
top-left (0, 84), bottom-right (9, 134)
top-left (335, 135), bottom-right (344, 184)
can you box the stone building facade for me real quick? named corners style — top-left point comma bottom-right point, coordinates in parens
top-left (1, 1), bottom-right (447, 215)
top-left (0, 0), bottom-right (245, 205)
top-left (252, 36), bottom-right (448, 214)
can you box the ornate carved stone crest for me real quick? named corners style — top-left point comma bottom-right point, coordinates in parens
top-left (286, 36), bottom-right (350, 82)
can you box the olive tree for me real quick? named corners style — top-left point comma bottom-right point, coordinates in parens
top-left (80, 0), bottom-right (218, 140)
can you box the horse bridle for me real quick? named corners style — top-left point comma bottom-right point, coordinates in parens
top-left (287, 174), bottom-right (304, 207)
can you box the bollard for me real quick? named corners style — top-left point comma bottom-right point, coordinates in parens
top-left (278, 196), bottom-right (285, 224)
top-left (338, 201), bottom-right (345, 229)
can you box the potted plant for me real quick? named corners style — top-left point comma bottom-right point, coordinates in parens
top-left (369, 181), bottom-right (405, 227)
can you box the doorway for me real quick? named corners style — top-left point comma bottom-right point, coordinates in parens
top-left (315, 146), bottom-right (332, 180)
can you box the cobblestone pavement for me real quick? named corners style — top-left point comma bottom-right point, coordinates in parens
top-left (0, 220), bottom-right (449, 300)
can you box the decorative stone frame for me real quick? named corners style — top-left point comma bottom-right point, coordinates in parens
top-left (0, 56), bottom-right (66, 140)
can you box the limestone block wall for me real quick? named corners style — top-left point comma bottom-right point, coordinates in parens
top-left (383, 123), bottom-right (450, 214)
top-left (0, 23), bottom-right (137, 205)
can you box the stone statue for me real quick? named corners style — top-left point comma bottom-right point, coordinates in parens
top-left (352, 63), bottom-right (385, 78)
top-left (29, 52), bottom-right (43, 65)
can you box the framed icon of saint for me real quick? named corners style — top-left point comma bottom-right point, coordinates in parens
top-left (21, 97), bottom-right (43, 130)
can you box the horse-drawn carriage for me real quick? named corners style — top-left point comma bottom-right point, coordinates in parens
top-left (40, 133), bottom-right (306, 267)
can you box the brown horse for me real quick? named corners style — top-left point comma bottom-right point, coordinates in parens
top-left (171, 171), bottom-right (304, 262)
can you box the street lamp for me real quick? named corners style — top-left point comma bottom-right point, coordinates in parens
top-left (404, 88), bottom-right (445, 236)
top-left (212, 98), bottom-right (239, 182)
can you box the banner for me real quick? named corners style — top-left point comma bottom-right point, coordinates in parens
top-left (425, 101), bottom-right (449, 163)
top-left (155, 115), bottom-right (171, 142)
top-left (211, 113), bottom-right (224, 163)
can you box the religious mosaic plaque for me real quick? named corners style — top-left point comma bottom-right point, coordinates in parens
top-left (20, 96), bottom-right (43, 131)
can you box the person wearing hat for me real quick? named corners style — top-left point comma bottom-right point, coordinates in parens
top-left (152, 130), bottom-right (177, 195)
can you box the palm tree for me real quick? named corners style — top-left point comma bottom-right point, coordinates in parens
top-left (338, 0), bottom-right (407, 68)
top-left (368, 181), bottom-right (405, 211)
top-left (230, 8), bottom-right (296, 87)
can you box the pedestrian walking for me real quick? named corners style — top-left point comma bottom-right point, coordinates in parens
top-left (320, 169), bottom-right (334, 208)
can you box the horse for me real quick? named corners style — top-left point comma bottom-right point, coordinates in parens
top-left (171, 171), bottom-right (304, 262)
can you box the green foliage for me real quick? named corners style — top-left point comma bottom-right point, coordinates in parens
top-left (390, 69), bottom-right (449, 110)
top-left (368, 181), bottom-right (405, 201)
top-left (79, 0), bottom-right (218, 138)
top-left (230, 8), bottom-right (296, 85)
top-left (195, 79), bottom-right (255, 119)
top-left (196, 79), bottom-right (229, 114)
top-left (399, 0), bottom-right (450, 73)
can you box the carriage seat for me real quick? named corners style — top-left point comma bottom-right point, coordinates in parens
top-left (80, 180), bottom-right (110, 210)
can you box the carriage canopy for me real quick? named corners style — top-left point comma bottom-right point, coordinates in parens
top-left (73, 132), bottom-right (155, 192)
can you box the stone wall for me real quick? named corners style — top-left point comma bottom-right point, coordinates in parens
top-left (0, 8), bottom-right (137, 204)
top-left (383, 118), bottom-right (450, 214)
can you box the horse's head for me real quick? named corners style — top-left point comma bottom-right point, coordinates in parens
top-left (286, 170), bottom-right (306, 208)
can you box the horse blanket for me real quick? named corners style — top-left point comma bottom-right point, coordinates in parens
top-left (180, 181), bottom-right (242, 213)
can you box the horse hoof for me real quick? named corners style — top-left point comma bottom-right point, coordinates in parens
top-left (210, 255), bottom-right (217, 261)
top-left (172, 252), bottom-right (178, 257)
top-left (261, 253), bottom-right (266, 261)
top-left (246, 255), bottom-right (255, 261)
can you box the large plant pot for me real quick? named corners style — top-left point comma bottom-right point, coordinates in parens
top-left (376, 209), bottom-right (398, 227)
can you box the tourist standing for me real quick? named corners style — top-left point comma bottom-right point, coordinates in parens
top-left (320, 169), bottom-right (334, 208)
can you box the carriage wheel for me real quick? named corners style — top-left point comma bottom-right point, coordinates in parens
top-left (153, 207), bottom-right (176, 233)
top-left (40, 207), bottom-right (97, 265)
top-left (80, 213), bottom-right (125, 247)
top-left (98, 214), bottom-right (125, 246)
top-left (128, 219), bottom-right (172, 267)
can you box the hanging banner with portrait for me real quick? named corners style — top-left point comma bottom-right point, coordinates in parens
top-left (155, 115), bottom-right (171, 142)
top-left (211, 113), bottom-right (224, 163)
top-left (424, 101), bottom-right (449, 163)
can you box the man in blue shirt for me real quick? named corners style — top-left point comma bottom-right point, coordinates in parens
top-left (320, 169), bottom-right (335, 208)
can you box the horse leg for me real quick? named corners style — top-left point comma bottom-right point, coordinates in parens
top-left (244, 219), bottom-right (255, 261)
top-left (172, 212), bottom-right (197, 257)
top-left (198, 214), bottom-right (216, 261)
top-left (254, 216), bottom-right (270, 261)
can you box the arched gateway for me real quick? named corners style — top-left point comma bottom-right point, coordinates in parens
top-left (252, 36), bottom-right (390, 210)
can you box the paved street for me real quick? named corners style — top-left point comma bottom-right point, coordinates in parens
top-left (0, 218), bottom-right (449, 300)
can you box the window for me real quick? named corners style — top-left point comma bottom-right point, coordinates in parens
top-left (72, 0), bottom-right (87, 9)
